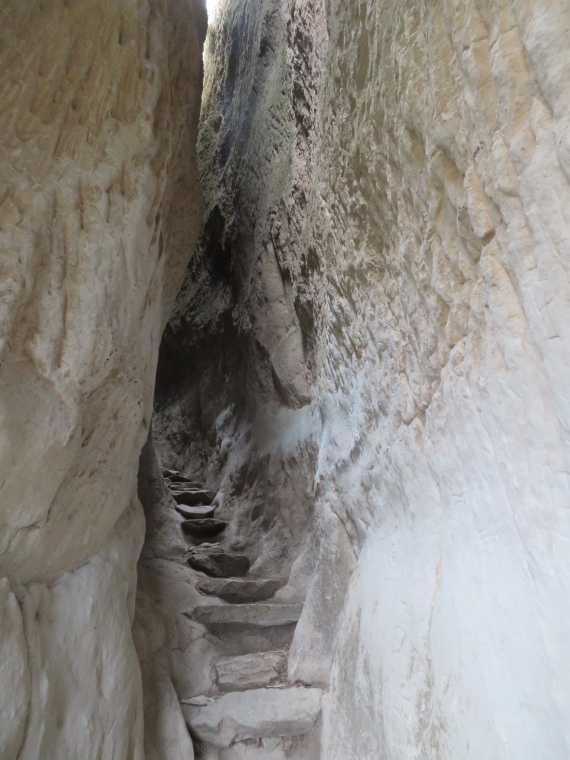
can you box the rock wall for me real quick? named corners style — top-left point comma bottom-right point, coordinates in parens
top-left (156, 0), bottom-right (570, 757)
top-left (154, 0), bottom-right (328, 588)
top-left (0, 1), bottom-right (205, 757)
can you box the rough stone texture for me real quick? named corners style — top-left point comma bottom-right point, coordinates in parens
top-left (217, 731), bottom-right (322, 760)
top-left (154, 0), bottom-right (319, 583)
top-left (177, 504), bottom-right (217, 519)
top-left (154, 0), bottom-right (570, 757)
top-left (219, 743), bottom-right (288, 760)
top-left (139, 430), bottom-right (189, 562)
top-left (192, 603), bottom-right (303, 628)
top-left (136, 432), bottom-right (223, 757)
top-left (188, 686), bottom-right (323, 748)
top-left (182, 517), bottom-right (228, 537)
top-left (134, 550), bottom-right (222, 755)
top-left (188, 547), bottom-right (251, 577)
top-left (173, 489), bottom-right (216, 505)
top-left (0, 1), bottom-right (206, 757)
top-left (215, 651), bottom-right (287, 691)
top-left (198, 577), bottom-right (284, 603)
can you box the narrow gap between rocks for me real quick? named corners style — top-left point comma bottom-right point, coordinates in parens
top-left (136, 1), bottom-right (324, 757)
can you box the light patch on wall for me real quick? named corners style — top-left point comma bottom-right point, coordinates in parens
top-left (206, 0), bottom-right (221, 22)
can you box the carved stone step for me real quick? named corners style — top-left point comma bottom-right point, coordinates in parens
top-left (172, 489), bottom-right (216, 506)
top-left (190, 604), bottom-right (303, 628)
top-left (217, 741), bottom-right (286, 759)
top-left (214, 651), bottom-right (287, 692)
top-left (161, 467), bottom-right (180, 478)
top-left (176, 504), bottom-right (216, 520)
top-left (185, 686), bottom-right (322, 748)
top-left (181, 518), bottom-right (228, 538)
top-left (198, 577), bottom-right (283, 604)
top-left (167, 479), bottom-right (205, 489)
top-left (161, 468), bottom-right (199, 484)
top-left (187, 546), bottom-right (250, 578)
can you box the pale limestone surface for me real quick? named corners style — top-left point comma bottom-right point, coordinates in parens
top-left (188, 686), bottom-right (323, 747)
top-left (192, 603), bottom-right (303, 627)
top-left (315, 2), bottom-right (570, 757)
top-left (156, 0), bottom-right (570, 757)
top-left (215, 651), bottom-right (287, 691)
top-left (0, 1), bottom-right (205, 757)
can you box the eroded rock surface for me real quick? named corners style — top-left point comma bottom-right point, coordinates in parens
top-left (198, 578), bottom-right (284, 604)
top-left (187, 686), bottom-right (323, 748)
top-left (214, 651), bottom-right (288, 691)
top-left (191, 603), bottom-right (304, 628)
top-left (154, 0), bottom-right (570, 757)
top-left (0, 1), bottom-right (206, 757)
top-left (188, 545), bottom-right (251, 577)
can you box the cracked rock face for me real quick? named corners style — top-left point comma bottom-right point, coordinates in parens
top-left (0, 1), bottom-right (205, 758)
top-left (155, 0), bottom-right (570, 757)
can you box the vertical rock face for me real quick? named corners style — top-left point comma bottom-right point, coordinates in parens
top-left (155, 0), bottom-right (326, 583)
top-left (0, 1), bottom-right (205, 757)
top-left (157, 0), bottom-right (570, 757)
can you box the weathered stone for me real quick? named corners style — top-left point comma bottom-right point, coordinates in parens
top-left (161, 468), bottom-right (181, 478)
top-left (167, 475), bottom-right (202, 486)
top-left (175, 505), bottom-right (216, 520)
top-left (187, 549), bottom-right (251, 578)
top-left (191, 604), bottom-right (303, 628)
top-left (214, 651), bottom-right (287, 692)
top-left (157, 0), bottom-right (570, 757)
top-left (181, 518), bottom-right (228, 537)
top-left (218, 741), bottom-right (287, 760)
top-left (167, 479), bottom-right (205, 488)
top-left (180, 695), bottom-right (215, 707)
top-left (188, 687), bottom-right (322, 748)
top-left (194, 543), bottom-right (224, 554)
top-left (198, 578), bottom-right (283, 604)
top-left (172, 489), bottom-right (216, 506)
top-left (209, 627), bottom-right (297, 656)
top-left (0, 0), bottom-right (206, 756)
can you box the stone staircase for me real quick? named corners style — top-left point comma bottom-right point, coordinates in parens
top-left (161, 467), bottom-right (323, 759)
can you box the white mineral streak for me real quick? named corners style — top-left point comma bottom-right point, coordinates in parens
top-left (0, 1), bottom-right (205, 757)
top-left (171, 0), bottom-right (570, 757)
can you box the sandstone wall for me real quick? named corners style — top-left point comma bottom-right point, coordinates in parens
top-left (0, 2), bottom-right (205, 757)
top-left (317, 3), bottom-right (570, 757)
top-left (158, 0), bottom-right (570, 757)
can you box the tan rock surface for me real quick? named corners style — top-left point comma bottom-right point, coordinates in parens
top-left (187, 686), bottom-right (323, 748)
top-left (0, 1), bottom-right (206, 757)
top-left (156, 0), bottom-right (570, 758)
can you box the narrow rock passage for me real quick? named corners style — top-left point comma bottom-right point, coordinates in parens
top-left (159, 467), bottom-right (323, 759)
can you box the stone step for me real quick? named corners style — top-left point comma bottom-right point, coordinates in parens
top-left (187, 547), bottom-right (250, 578)
top-left (181, 518), bottom-right (228, 538)
top-left (175, 504), bottom-right (216, 520)
top-left (172, 489), bottom-right (216, 506)
top-left (198, 577), bottom-right (283, 604)
top-left (161, 469), bottom-right (201, 485)
top-left (185, 686), bottom-right (322, 748)
top-left (161, 467), bottom-right (180, 478)
top-left (217, 740), bottom-right (286, 759)
top-left (190, 604), bottom-right (303, 628)
top-left (167, 479), bottom-right (205, 489)
top-left (207, 627), bottom-right (296, 655)
top-left (214, 651), bottom-right (287, 692)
